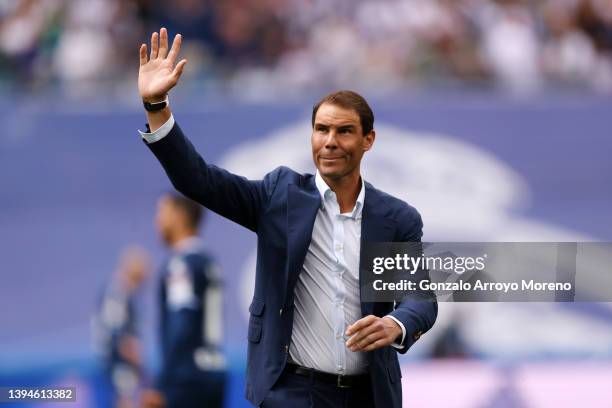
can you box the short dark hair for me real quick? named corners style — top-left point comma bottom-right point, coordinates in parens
top-left (166, 192), bottom-right (204, 229)
top-left (311, 90), bottom-right (374, 135)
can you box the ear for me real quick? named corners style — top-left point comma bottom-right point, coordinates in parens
top-left (363, 129), bottom-right (375, 152)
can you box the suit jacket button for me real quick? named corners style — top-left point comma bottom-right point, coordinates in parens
top-left (279, 308), bottom-right (283, 316)
top-left (284, 345), bottom-right (289, 353)
top-left (413, 331), bottom-right (423, 341)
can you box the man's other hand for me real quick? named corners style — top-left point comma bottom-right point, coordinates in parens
top-left (345, 315), bottom-right (402, 352)
top-left (138, 27), bottom-right (187, 103)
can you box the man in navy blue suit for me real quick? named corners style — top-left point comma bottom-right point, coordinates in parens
top-left (137, 28), bottom-right (437, 408)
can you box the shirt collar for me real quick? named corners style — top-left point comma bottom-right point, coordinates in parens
top-left (314, 171), bottom-right (365, 219)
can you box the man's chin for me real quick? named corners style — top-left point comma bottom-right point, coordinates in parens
top-left (317, 167), bottom-right (342, 179)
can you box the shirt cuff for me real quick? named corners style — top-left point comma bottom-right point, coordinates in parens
top-left (385, 315), bottom-right (406, 350)
top-left (138, 114), bottom-right (175, 144)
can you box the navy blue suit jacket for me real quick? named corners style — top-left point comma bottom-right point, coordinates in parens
top-left (146, 122), bottom-right (437, 407)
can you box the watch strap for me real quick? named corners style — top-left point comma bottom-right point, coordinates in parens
top-left (143, 96), bottom-right (168, 112)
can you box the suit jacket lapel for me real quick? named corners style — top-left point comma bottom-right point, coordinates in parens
top-left (360, 182), bottom-right (396, 316)
top-left (285, 176), bottom-right (320, 306)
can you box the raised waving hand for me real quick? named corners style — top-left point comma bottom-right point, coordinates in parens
top-left (138, 28), bottom-right (187, 102)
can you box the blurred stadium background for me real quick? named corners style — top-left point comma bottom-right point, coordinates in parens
top-left (1, 0), bottom-right (612, 407)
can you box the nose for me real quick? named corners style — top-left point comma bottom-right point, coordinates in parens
top-left (324, 129), bottom-right (338, 149)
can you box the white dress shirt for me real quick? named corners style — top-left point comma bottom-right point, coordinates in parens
top-left (140, 116), bottom-right (406, 376)
top-left (288, 172), bottom-right (368, 374)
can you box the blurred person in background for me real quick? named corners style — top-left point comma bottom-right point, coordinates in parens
top-left (92, 246), bottom-right (151, 408)
top-left (476, 0), bottom-right (542, 92)
top-left (0, 0), bottom-right (63, 86)
top-left (540, 0), bottom-right (599, 86)
top-left (141, 192), bottom-right (226, 408)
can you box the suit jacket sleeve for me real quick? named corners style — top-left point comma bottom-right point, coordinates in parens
top-left (145, 122), bottom-right (281, 232)
top-left (388, 207), bottom-right (438, 353)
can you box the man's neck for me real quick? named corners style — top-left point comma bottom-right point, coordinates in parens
top-left (169, 229), bottom-right (198, 250)
top-left (322, 171), bottom-right (362, 213)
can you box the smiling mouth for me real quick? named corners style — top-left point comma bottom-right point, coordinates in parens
top-left (320, 156), bottom-right (344, 161)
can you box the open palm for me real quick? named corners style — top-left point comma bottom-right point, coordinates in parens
top-left (138, 28), bottom-right (187, 102)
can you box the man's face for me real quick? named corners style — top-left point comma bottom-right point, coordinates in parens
top-left (119, 248), bottom-right (150, 292)
top-left (155, 196), bottom-right (179, 246)
top-left (311, 103), bottom-right (375, 181)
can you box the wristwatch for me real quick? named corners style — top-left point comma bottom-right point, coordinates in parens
top-left (143, 95), bottom-right (168, 112)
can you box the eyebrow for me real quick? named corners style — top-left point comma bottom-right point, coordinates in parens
top-left (314, 123), bottom-right (357, 129)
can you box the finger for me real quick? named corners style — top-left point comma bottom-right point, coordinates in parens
top-left (158, 27), bottom-right (168, 59)
top-left (150, 31), bottom-right (159, 59)
top-left (139, 43), bottom-right (147, 66)
top-left (362, 338), bottom-right (390, 352)
top-left (346, 321), bottom-right (380, 348)
top-left (346, 315), bottom-right (376, 336)
top-left (351, 330), bottom-right (386, 351)
top-left (346, 315), bottom-right (374, 336)
top-left (171, 59), bottom-right (187, 80)
top-left (346, 323), bottom-right (373, 346)
top-left (167, 34), bottom-right (182, 65)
